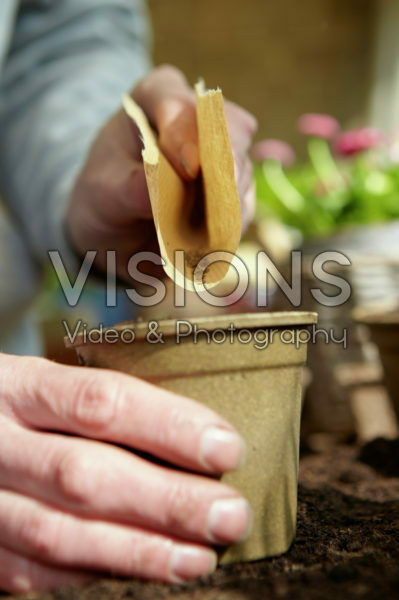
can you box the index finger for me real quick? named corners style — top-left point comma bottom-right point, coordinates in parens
top-left (5, 356), bottom-right (245, 476)
top-left (224, 100), bottom-right (258, 146)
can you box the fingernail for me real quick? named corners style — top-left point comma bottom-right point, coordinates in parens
top-left (232, 152), bottom-right (239, 184)
top-left (207, 498), bottom-right (253, 544)
top-left (200, 427), bottom-right (246, 472)
top-left (181, 141), bottom-right (200, 178)
top-left (170, 545), bottom-right (217, 582)
top-left (12, 576), bottom-right (32, 594)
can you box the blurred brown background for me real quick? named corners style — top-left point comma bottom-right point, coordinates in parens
top-left (147, 0), bottom-right (376, 153)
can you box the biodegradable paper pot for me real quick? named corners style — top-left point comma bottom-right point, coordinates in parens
top-left (354, 305), bottom-right (399, 421)
top-left (68, 311), bottom-right (317, 564)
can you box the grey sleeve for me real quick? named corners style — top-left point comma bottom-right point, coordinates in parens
top-left (0, 0), bottom-right (152, 269)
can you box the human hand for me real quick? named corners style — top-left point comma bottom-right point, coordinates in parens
top-left (0, 353), bottom-right (250, 593)
top-left (66, 65), bottom-right (257, 279)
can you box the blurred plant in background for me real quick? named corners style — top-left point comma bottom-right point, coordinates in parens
top-left (253, 114), bottom-right (399, 242)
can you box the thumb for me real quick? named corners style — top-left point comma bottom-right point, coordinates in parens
top-left (132, 65), bottom-right (200, 181)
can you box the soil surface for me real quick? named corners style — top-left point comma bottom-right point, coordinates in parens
top-left (3, 441), bottom-right (399, 600)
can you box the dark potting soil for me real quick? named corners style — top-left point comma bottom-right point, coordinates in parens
top-left (4, 443), bottom-right (399, 600)
top-left (358, 438), bottom-right (399, 479)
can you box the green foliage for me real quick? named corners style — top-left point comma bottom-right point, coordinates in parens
top-left (255, 143), bottom-right (399, 239)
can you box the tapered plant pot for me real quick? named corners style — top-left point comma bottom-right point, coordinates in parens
top-left (67, 311), bottom-right (317, 564)
top-left (354, 304), bottom-right (399, 422)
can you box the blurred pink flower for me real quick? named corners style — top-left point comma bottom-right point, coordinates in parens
top-left (251, 139), bottom-right (296, 166)
top-left (297, 113), bottom-right (340, 139)
top-left (334, 127), bottom-right (384, 156)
